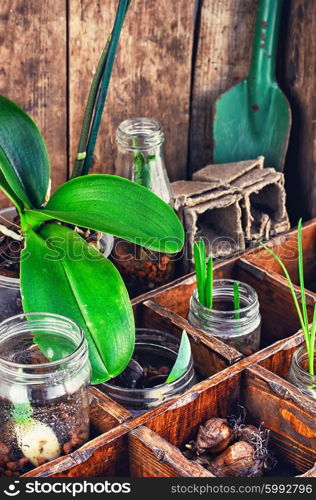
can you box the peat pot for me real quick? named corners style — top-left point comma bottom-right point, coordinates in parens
top-left (100, 328), bottom-right (196, 414)
top-left (188, 279), bottom-right (261, 355)
top-left (0, 313), bottom-right (90, 476)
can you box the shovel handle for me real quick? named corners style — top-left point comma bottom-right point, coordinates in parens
top-left (249, 0), bottom-right (284, 83)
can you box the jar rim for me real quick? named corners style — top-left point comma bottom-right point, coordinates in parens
top-left (116, 117), bottom-right (164, 150)
top-left (192, 279), bottom-right (259, 315)
top-left (292, 344), bottom-right (316, 381)
top-left (103, 328), bottom-right (194, 394)
top-left (0, 312), bottom-right (86, 374)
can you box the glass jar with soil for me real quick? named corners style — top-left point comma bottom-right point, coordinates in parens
top-left (99, 328), bottom-right (196, 414)
top-left (288, 345), bottom-right (316, 398)
top-left (0, 207), bottom-right (23, 321)
top-left (113, 118), bottom-right (176, 298)
top-left (0, 207), bottom-right (113, 322)
top-left (188, 279), bottom-right (261, 355)
top-left (0, 313), bottom-right (90, 477)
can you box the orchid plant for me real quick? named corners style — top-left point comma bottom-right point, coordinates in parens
top-left (0, 0), bottom-right (184, 385)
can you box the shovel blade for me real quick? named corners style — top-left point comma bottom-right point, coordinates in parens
top-left (213, 79), bottom-right (291, 171)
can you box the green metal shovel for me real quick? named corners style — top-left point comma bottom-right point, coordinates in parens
top-left (213, 0), bottom-right (291, 171)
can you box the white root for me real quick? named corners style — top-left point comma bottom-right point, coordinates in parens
top-left (16, 420), bottom-right (61, 466)
top-left (0, 223), bottom-right (23, 241)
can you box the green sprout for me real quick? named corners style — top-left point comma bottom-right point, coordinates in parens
top-left (194, 238), bottom-right (210, 307)
top-left (260, 219), bottom-right (316, 375)
top-left (131, 138), bottom-right (153, 190)
top-left (166, 330), bottom-right (191, 384)
top-left (233, 282), bottom-right (240, 319)
top-left (193, 239), bottom-right (240, 318)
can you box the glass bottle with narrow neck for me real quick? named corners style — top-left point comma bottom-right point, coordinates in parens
top-left (115, 117), bottom-right (173, 204)
top-left (113, 118), bottom-right (175, 297)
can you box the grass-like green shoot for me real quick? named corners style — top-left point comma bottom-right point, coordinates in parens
top-left (260, 219), bottom-right (316, 375)
top-left (233, 281), bottom-right (240, 319)
top-left (132, 139), bottom-right (153, 189)
top-left (193, 239), bottom-right (240, 317)
top-left (166, 330), bottom-right (191, 384)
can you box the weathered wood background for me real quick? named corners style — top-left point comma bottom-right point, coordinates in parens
top-left (0, 0), bottom-right (315, 221)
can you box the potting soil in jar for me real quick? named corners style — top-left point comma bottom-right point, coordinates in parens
top-left (111, 240), bottom-right (175, 298)
top-left (0, 315), bottom-right (90, 477)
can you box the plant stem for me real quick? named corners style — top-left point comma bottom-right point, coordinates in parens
top-left (309, 304), bottom-right (316, 375)
top-left (82, 0), bottom-right (130, 175)
top-left (72, 0), bottom-right (130, 178)
top-left (260, 241), bottom-right (309, 350)
top-left (205, 257), bottom-right (213, 309)
top-left (297, 219), bottom-right (309, 334)
top-left (71, 36), bottom-right (112, 179)
top-left (233, 281), bottom-right (240, 319)
top-left (194, 240), bottom-right (206, 306)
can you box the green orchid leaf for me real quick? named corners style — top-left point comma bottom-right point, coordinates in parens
top-left (0, 95), bottom-right (50, 208)
top-left (20, 224), bottom-right (135, 384)
top-left (166, 330), bottom-right (192, 384)
top-left (0, 166), bottom-right (24, 213)
top-left (24, 174), bottom-right (184, 253)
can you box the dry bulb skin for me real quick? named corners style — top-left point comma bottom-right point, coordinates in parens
top-left (209, 441), bottom-right (255, 477)
top-left (196, 418), bottom-right (233, 454)
top-left (182, 408), bottom-right (276, 477)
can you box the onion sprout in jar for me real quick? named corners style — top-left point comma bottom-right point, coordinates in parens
top-left (188, 239), bottom-right (261, 355)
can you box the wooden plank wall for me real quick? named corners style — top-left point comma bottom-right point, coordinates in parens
top-left (0, 0), bottom-right (67, 207)
top-left (0, 0), bottom-right (315, 220)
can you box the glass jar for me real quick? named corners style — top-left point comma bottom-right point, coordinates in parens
top-left (288, 345), bottom-right (316, 398)
top-left (111, 240), bottom-right (175, 298)
top-left (114, 118), bottom-right (175, 297)
top-left (0, 313), bottom-right (90, 476)
top-left (115, 117), bottom-right (173, 204)
top-left (99, 328), bottom-right (196, 415)
top-left (0, 207), bottom-right (113, 322)
top-left (188, 279), bottom-right (261, 355)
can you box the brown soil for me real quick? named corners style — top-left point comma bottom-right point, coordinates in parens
top-left (111, 239), bottom-right (175, 297)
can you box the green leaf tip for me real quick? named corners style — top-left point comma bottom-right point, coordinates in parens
top-left (194, 238), bottom-right (213, 308)
top-left (12, 402), bottom-right (33, 426)
top-left (0, 94), bottom-right (50, 208)
top-left (166, 330), bottom-right (192, 384)
top-left (233, 281), bottom-right (240, 319)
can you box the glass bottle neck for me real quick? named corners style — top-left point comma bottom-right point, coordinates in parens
top-left (116, 117), bottom-right (164, 152)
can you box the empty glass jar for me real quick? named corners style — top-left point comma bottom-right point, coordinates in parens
top-left (188, 279), bottom-right (261, 355)
top-left (288, 345), bottom-right (316, 398)
top-left (99, 328), bottom-right (196, 415)
top-left (0, 313), bottom-right (90, 476)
